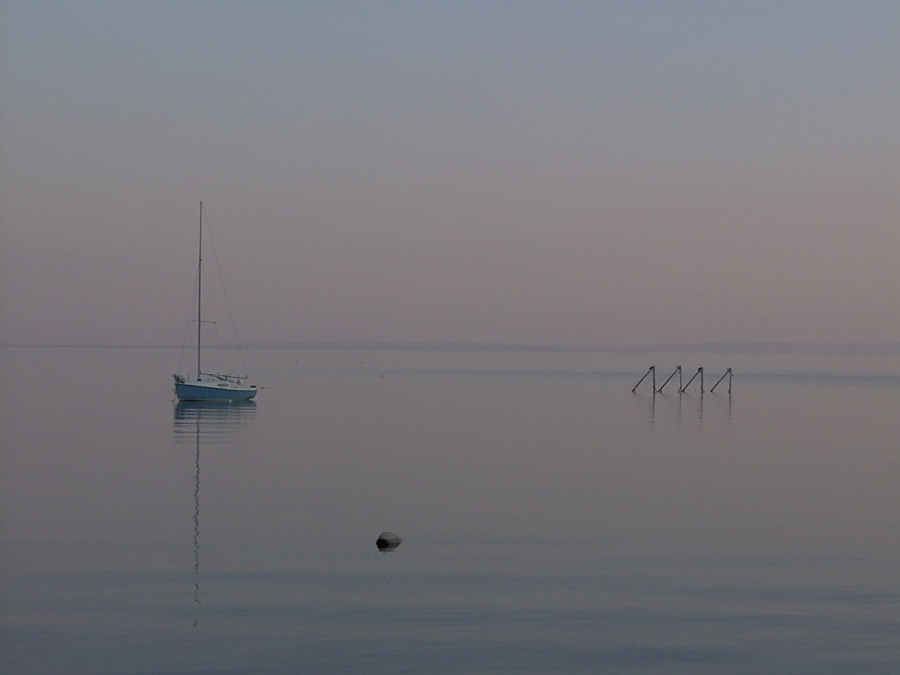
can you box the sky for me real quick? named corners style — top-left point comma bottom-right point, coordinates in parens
top-left (1, 1), bottom-right (898, 347)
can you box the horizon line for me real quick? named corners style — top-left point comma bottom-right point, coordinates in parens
top-left (2, 340), bottom-right (899, 356)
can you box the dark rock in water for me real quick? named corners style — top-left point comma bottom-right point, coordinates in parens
top-left (376, 531), bottom-right (402, 551)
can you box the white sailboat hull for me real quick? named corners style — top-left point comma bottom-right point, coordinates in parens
top-left (175, 377), bottom-right (258, 402)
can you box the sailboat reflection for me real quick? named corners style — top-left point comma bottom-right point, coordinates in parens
top-left (173, 401), bottom-right (256, 628)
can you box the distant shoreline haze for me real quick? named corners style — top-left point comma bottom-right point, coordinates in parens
top-left (2, 341), bottom-right (899, 356)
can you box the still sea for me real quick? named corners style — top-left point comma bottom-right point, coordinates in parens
top-left (1, 346), bottom-right (898, 674)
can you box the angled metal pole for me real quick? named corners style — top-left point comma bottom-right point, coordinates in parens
top-left (711, 368), bottom-right (733, 393)
top-left (658, 365), bottom-right (681, 393)
top-left (682, 367), bottom-right (702, 392)
top-left (632, 366), bottom-right (655, 393)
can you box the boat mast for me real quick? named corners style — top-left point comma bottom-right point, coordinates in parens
top-left (197, 201), bottom-right (202, 381)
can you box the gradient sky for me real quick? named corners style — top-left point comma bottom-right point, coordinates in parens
top-left (1, 1), bottom-right (898, 347)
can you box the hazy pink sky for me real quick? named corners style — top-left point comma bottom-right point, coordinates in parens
top-left (1, 1), bottom-right (897, 347)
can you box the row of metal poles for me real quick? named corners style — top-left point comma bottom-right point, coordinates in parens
top-left (632, 366), bottom-right (732, 394)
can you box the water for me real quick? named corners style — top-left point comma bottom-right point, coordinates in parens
top-left (1, 346), bottom-right (898, 674)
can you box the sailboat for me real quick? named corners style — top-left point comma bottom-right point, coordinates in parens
top-left (173, 202), bottom-right (258, 402)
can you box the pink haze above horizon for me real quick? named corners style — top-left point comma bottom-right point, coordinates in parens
top-left (1, 1), bottom-right (898, 347)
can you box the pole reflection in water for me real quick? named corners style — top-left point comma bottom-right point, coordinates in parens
top-left (173, 401), bottom-right (257, 629)
top-left (193, 420), bottom-right (200, 628)
top-left (696, 391), bottom-right (703, 430)
top-left (641, 389), bottom-right (732, 429)
top-left (632, 390), bottom-right (656, 431)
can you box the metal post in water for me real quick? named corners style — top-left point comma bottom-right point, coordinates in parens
top-left (711, 368), bottom-right (733, 393)
top-left (682, 367), bottom-right (702, 393)
top-left (658, 365), bottom-right (681, 393)
top-left (632, 366), bottom-right (655, 393)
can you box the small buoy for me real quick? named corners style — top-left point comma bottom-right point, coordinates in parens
top-left (376, 531), bottom-right (402, 551)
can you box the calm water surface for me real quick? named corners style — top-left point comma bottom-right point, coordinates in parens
top-left (1, 347), bottom-right (898, 674)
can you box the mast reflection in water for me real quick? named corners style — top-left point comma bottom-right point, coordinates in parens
top-left (173, 401), bottom-right (257, 628)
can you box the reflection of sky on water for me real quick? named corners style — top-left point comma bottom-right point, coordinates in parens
top-left (173, 400), bottom-right (257, 444)
top-left (1, 348), bottom-right (898, 674)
